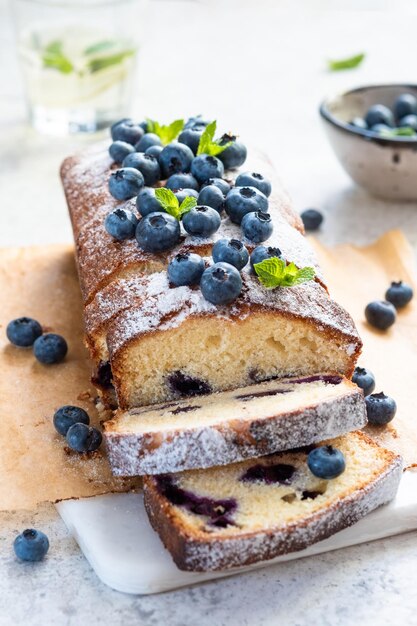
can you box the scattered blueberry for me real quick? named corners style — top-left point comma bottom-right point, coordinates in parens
top-left (173, 188), bottom-right (199, 204)
top-left (217, 134), bottom-right (247, 169)
top-left (393, 93), bottom-right (417, 121)
top-left (200, 262), bottom-right (242, 305)
top-left (212, 239), bottom-right (249, 270)
top-left (370, 123), bottom-right (392, 134)
top-left (197, 184), bottom-right (225, 213)
top-left (6, 317), bottom-right (42, 347)
top-left (365, 392), bottom-right (397, 425)
top-left (178, 127), bottom-right (205, 154)
top-left (122, 152), bottom-right (161, 186)
top-left (300, 208), bottom-right (323, 232)
top-left (105, 208), bottom-right (138, 240)
top-left (33, 333), bottom-right (68, 364)
top-left (165, 173), bottom-right (200, 192)
top-left (111, 120), bottom-right (143, 145)
top-left (108, 140), bottom-right (135, 163)
top-left (159, 142), bottom-right (194, 178)
top-left (241, 210), bottom-right (273, 243)
top-left (235, 172), bottom-right (271, 197)
top-left (134, 132), bottom-right (162, 152)
top-left (167, 252), bottom-right (205, 286)
top-left (145, 144), bottom-right (163, 159)
top-left (108, 167), bottom-right (144, 200)
top-left (135, 212), bottom-right (181, 252)
top-left (225, 186), bottom-right (269, 224)
top-left (53, 405), bottom-right (90, 436)
top-left (365, 104), bottom-right (394, 128)
top-left (307, 445), bottom-right (346, 479)
top-left (14, 529), bottom-right (49, 562)
top-left (66, 423), bottom-right (102, 453)
top-left (350, 117), bottom-right (367, 129)
top-left (250, 245), bottom-right (283, 270)
top-left (365, 300), bottom-right (396, 330)
top-left (398, 114), bottom-right (417, 131)
top-left (191, 154), bottom-right (225, 183)
top-left (352, 366), bottom-right (376, 396)
top-left (201, 177), bottom-right (231, 195)
top-left (136, 187), bottom-right (164, 216)
top-left (182, 205), bottom-right (221, 237)
top-left (385, 280), bottom-right (413, 308)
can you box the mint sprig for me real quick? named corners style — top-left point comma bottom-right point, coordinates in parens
top-left (154, 188), bottom-right (196, 220)
top-left (146, 118), bottom-right (184, 145)
top-left (254, 257), bottom-right (315, 289)
top-left (197, 121), bottom-right (232, 156)
top-left (380, 127), bottom-right (416, 137)
top-left (328, 52), bottom-right (365, 71)
top-left (42, 40), bottom-right (73, 74)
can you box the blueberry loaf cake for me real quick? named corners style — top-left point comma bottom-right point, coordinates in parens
top-left (104, 375), bottom-right (367, 476)
top-left (143, 431), bottom-right (403, 571)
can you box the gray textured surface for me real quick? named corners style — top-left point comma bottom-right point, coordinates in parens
top-left (2, 0), bottom-right (417, 624)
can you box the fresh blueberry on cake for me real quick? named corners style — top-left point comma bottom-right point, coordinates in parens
top-left (108, 167), bottom-right (144, 201)
top-left (385, 280), bottom-right (413, 309)
top-left (14, 529), bottom-right (49, 562)
top-left (200, 262), bottom-right (242, 305)
top-left (159, 142), bottom-right (194, 178)
top-left (307, 445), bottom-right (346, 479)
top-left (352, 366), bottom-right (376, 396)
top-left (145, 144), bottom-right (163, 159)
top-left (104, 208), bottom-right (138, 241)
top-left (225, 186), bottom-right (269, 224)
top-left (235, 171), bottom-right (272, 197)
top-left (122, 152), bottom-right (161, 186)
top-left (250, 245), bottom-right (283, 270)
top-left (241, 210), bottom-right (273, 243)
top-left (212, 238), bottom-right (249, 270)
top-left (111, 120), bottom-right (143, 145)
top-left (191, 154), bottom-right (225, 183)
top-left (200, 177), bottom-right (231, 195)
top-left (6, 316), bottom-right (43, 347)
top-left (178, 127), bottom-right (205, 155)
top-left (365, 392), bottom-right (397, 425)
top-left (197, 184), bottom-right (226, 213)
top-left (182, 206), bottom-right (221, 237)
top-left (136, 187), bottom-right (163, 217)
top-left (108, 140), bottom-right (135, 164)
top-left (53, 405), bottom-right (90, 436)
top-left (134, 132), bottom-right (162, 152)
top-left (217, 133), bottom-right (247, 169)
top-left (365, 300), bottom-right (396, 330)
top-left (66, 423), bottom-right (102, 453)
top-left (184, 114), bottom-right (211, 130)
top-left (174, 188), bottom-right (199, 204)
top-left (165, 173), bottom-right (200, 192)
top-left (167, 253), bottom-right (205, 287)
top-left (33, 333), bottom-right (68, 364)
top-left (300, 208), bottom-right (324, 232)
top-left (135, 212), bottom-right (181, 253)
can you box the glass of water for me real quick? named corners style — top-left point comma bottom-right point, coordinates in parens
top-left (11, 0), bottom-right (147, 135)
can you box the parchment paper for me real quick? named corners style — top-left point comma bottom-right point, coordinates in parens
top-left (0, 232), bottom-right (415, 511)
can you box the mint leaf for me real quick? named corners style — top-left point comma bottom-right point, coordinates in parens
top-left (254, 258), bottom-right (315, 289)
top-left (178, 196), bottom-right (197, 216)
top-left (380, 127), bottom-right (416, 137)
top-left (197, 121), bottom-right (232, 156)
top-left (84, 40), bottom-right (117, 55)
top-left (328, 52), bottom-right (365, 71)
top-left (154, 188), bottom-right (196, 220)
top-left (145, 118), bottom-right (184, 145)
top-left (87, 49), bottom-right (135, 73)
top-left (42, 40), bottom-right (73, 74)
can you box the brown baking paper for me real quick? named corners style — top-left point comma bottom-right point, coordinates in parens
top-left (0, 232), bottom-right (416, 511)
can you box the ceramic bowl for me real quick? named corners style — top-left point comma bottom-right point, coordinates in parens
top-left (320, 84), bottom-right (417, 200)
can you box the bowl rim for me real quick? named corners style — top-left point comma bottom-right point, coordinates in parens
top-left (319, 83), bottom-right (417, 146)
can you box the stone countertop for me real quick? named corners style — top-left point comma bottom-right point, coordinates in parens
top-left (1, 0), bottom-right (417, 624)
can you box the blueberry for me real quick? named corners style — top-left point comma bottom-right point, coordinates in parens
top-left (191, 154), bottom-right (225, 183)
top-left (250, 245), bottom-right (283, 270)
top-left (14, 529), bottom-right (49, 562)
top-left (235, 172), bottom-right (271, 197)
top-left (165, 173), bottom-right (200, 192)
top-left (212, 239), bottom-right (249, 270)
top-left (182, 205), bottom-right (221, 237)
top-left (159, 142), bottom-right (194, 179)
top-left (105, 208), bottom-right (138, 240)
top-left (365, 392), bottom-right (397, 425)
top-left (108, 140), bottom-right (135, 163)
top-left (33, 333), bottom-right (68, 364)
top-left (145, 144), bottom-right (163, 159)
top-left (217, 134), bottom-right (247, 169)
top-left (6, 317), bottom-right (42, 347)
top-left (370, 123), bottom-right (392, 134)
top-left (352, 366), bottom-right (376, 396)
top-left (365, 105), bottom-right (394, 128)
top-left (134, 133), bottom-right (162, 152)
top-left (350, 117), bottom-right (367, 129)
top-left (66, 423), bottom-right (102, 453)
top-left (197, 184), bottom-right (225, 213)
top-left (398, 114), bottom-right (417, 131)
top-left (53, 405), bottom-right (90, 436)
top-left (385, 280), bottom-right (413, 308)
top-left (173, 188), bottom-right (199, 204)
top-left (136, 187), bottom-right (164, 217)
top-left (167, 252), bottom-right (205, 286)
top-left (178, 127), bottom-right (205, 154)
top-left (138, 120), bottom-right (149, 132)
top-left (184, 115), bottom-right (211, 130)
top-left (393, 93), bottom-right (417, 121)
top-left (136, 212), bottom-right (181, 252)
top-left (300, 208), bottom-right (324, 232)
top-left (225, 186), bottom-right (269, 224)
top-left (365, 300), bottom-right (396, 330)
top-left (200, 262), bottom-right (242, 305)
top-left (307, 445), bottom-right (346, 479)
top-left (241, 211), bottom-right (273, 243)
top-left (201, 177), bottom-right (231, 195)
top-left (122, 153), bottom-right (161, 186)
top-left (111, 120), bottom-right (143, 145)
top-left (108, 168), bottom-right (144, 200)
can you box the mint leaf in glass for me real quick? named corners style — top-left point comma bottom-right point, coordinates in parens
top-left (84, 40), bottom-right (117, 55)
top-left (42, 40), bottom-right (73, 74)
top-left (197, 121), bottom-right (232, 156)
top-left (254, 258), bottom-right (315, 289)
top-left (87, 49), bottom-right (135, 73)
top-left (328, 53), bottom-right (365, 71)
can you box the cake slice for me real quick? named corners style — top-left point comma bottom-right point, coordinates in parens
top-left (104, 375), bottom-right (366, 476)
top-left (143, 432), bottom-right (402, 572)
